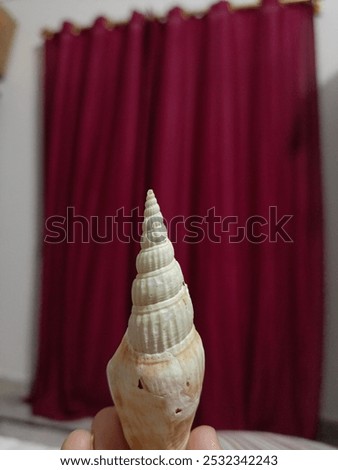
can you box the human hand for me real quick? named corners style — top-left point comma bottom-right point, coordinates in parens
top-left (61, 406), bottom-right (221, 450)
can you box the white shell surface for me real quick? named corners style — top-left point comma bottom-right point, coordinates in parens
top-left (107, 189), bottom-right (205, 449)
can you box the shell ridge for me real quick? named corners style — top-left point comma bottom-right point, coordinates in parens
top-left (135, 258), bottom-right (179, 279)
top-left (125, 325), bottom-right (197, 359)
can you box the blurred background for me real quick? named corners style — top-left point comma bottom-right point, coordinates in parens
top-left (0, 0), bottom-right (337, 449)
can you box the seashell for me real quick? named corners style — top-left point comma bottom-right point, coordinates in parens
top-left (107, 189), bottom-right (205, 450)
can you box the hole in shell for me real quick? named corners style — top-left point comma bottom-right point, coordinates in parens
top-left (138, 379), bottom-right (143, 389)
top-left (186, 381), bottom-right (190, 387)
top-left (175, 408), bottom-right (182, 414)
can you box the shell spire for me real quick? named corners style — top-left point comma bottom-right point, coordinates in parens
top-left (107, 189), bottom-right (205, 450)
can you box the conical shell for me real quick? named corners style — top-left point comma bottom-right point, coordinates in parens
top-left (107, 190), bottom-right (205, 450)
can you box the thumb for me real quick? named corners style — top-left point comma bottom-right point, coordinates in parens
top-left (187, 425), bottom-right (222, 450)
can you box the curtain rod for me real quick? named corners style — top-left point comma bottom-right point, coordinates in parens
top-left (41, 0), bottom-right (321, 39)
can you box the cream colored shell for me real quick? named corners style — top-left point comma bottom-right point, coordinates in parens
top-left (107, 189), bottom-right (205, 450)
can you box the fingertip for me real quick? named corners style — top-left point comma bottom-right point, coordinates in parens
top-left (92, 406), bottom-right (129, 450)
top-left (61, 429), bottom-right (93, 450)
top-left (187, 425), bottom-right (222, 450)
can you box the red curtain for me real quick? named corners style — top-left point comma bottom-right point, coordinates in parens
top-left (31, 0), bottom-right (323, 439)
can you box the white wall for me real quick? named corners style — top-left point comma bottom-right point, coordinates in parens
top-left (0, 0), bottom-right (337, 422)
top-left (315, 1), bottom-right (338, 423)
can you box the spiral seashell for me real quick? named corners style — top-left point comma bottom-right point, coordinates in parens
top-left (107, 189), bottom-right (205, 450)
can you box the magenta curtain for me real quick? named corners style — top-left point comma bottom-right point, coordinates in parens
top-left (31, 0), bottom-right (323, 439)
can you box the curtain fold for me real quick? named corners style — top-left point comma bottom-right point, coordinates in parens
top-left (31, 0), bottom-right (323, 439)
